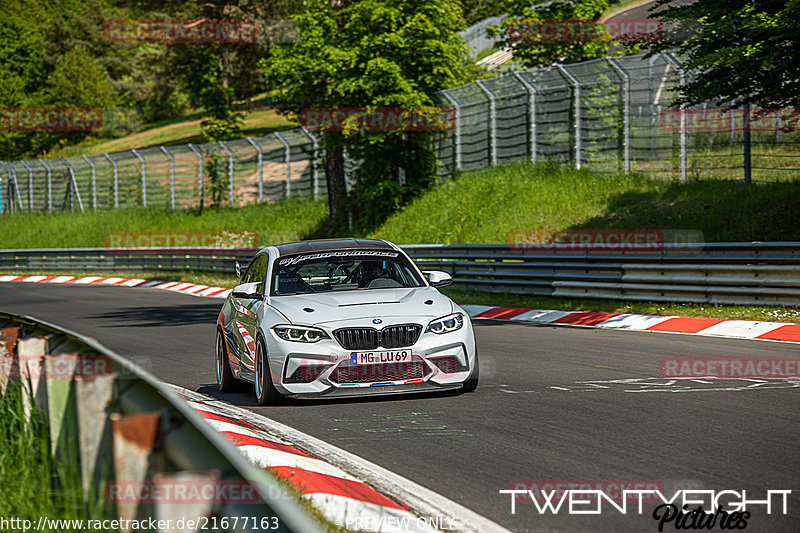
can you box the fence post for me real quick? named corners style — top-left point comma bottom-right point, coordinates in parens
top-left (512, 72), bottom-right (537, 164)
top-left (81, 155), bottom-right (97, 210)
top-left (607, 58), bottom-right (631, 174)
top-left (273, 132), bottom-right (291, 198)
top-left (648, 54), bottom-right (660, 153)
top-left (300, 128), bottom-right (320, 199)
top-left (218, 141), bottom-right (235, 206)
top-left (440, 89), bottom-right (462, 173)
top-left (19, 160), bottom-right (34, 210)
top-left (159, 147), bottom-right (176, 209)
top-left (0, 162), bottom-right (22, 212)
top-left (103, 154), bottom-right (119, 208)
top-left (246, 137), bottom-right (264, 203)
top-left (58, 157), bottom-right (84, 212)
top-left (475, 80), bottom-right (497, 166)
top-left (743, 102), bottom-right (752, 184)
top-left (0, 163), bottom-right (3, 214)
top-left (664, 53), bottom-right (687, 183)
top-left (557, 65), bottom-right (581, 169)
top-left (187, 144), bottom-right (204, 210)
top-left (38, 159), bottom-right (53, 213)
top-left (130, 149), bottom-right (147, 207)
top-left (776, 109), bottom-right (782, 143)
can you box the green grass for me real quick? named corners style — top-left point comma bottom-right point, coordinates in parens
top-left (0, 384), bottom-right (107, 530)
top-left (369, 160), bottom-right (800, 243)
top-left (0, 197), bottom-right (328, 249)
top-left (50, 108), bottom-right (297, 158)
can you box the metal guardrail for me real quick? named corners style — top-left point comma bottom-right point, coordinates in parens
top-left (0, 311), bottom-right (322, 533)
top-left (0, 243), bottom-right (799, 306)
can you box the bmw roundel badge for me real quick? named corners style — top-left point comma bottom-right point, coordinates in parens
top-left (372, 318), bottom-right (382, 324)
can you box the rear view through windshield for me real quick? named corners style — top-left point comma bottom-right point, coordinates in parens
top-left (271, 250), bottom-right (425, 296)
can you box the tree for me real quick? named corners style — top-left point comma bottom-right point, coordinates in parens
top-left (264, 0), bottom-right (476, 229)
top-left (648, 0), bottom-right (800, 108)
top-left (491, 0), bottom-right (611, 68)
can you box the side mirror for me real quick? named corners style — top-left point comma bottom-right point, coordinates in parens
top-left (422, 270), bottom-right (452, 288)
top-left (235, 261), bottom-right (242, 278)
top-left (231, 281), bottom-right (263, 299)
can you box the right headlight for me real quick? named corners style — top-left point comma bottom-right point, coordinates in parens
top-left (425, 313), bottom-right (464, 334)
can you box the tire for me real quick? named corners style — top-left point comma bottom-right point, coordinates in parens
top-left (462, 352), bottom-right (479, 393)
top-left (216, 328), bottom-right (244, 393)
top-left (254, 336), bottom-right (284, 405)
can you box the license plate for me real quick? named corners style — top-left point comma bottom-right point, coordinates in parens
top-left (350, 350), bottom-right (411, 365)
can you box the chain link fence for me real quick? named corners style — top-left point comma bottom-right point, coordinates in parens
top-left (435, 52), bottom-right (799, 182)
top-left (2, 52), bottom-right (798, 214)
top-left (0, 128), bottom-right (324, 213)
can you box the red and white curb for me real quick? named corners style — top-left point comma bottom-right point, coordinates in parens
top-left (0, 274), bottom-right (231, 298)
top-left (173, 387), bottom-right (508, 533)
top-left (461, 305), bottom-right (800, 344)
top-left (2, 274), bottom-right (798, 344)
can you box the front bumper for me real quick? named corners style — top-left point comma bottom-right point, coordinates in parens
top-left (264, 320), bottom-right (477, 397)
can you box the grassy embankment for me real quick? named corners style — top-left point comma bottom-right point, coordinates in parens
top-left (1, 161), bottom-right (799, 322)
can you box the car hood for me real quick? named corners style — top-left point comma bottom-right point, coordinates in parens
top-left (267, 287), bottom-right (454, 327)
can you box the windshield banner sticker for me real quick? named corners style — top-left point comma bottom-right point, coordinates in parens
top-left (279, 250), bottom-right (398, 266)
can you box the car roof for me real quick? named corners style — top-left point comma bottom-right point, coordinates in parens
top-left (273, 238), bottom-right (396, 257)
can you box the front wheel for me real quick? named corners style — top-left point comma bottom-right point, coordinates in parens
top-left (216, 328), bottom-right (244, 392)
top-left (462, 352), bottom-right (479, 393)
top-left (255, 337), bottom-right (284, 405)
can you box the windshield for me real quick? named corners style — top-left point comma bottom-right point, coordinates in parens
top-left (270, 249), bottom-right (425, 296)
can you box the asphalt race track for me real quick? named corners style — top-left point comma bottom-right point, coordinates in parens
top-left (2, 283), bottom-right (799, 532)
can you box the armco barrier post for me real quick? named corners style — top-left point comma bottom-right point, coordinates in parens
top-left (160, 146), bottom-right (176, 209)
top-left (475, 80), bottom-right (497, 166)
top-left (38, 159), bottom-right (53, 212)
top-left (274, 131), bottom-right (292, 198)
top-left (218, 141), bottom-right (235, 206)
top-left (130, 149), bottom-right (147, 207)
top-left (441, 89), bottom-right (462, 173)
top-left (607, 58), bottom-right (631, 174)
top-left (187, 144), bottom-right (204, 210)
top-left (246, 137), bottom-right (264, 203)
top-left (103, 154), bottom-right (119, 208)
top-left (75, 373), bottom-right (116, 503)
top-left (557, 64), bottom-right (582, 169)
top-left (512, 72), bottom-right (537, 164)
top-left (81, 155), bottom-right (98, 210)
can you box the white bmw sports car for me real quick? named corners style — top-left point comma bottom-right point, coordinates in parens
top-left (215, 238), bottom-right (478, 404)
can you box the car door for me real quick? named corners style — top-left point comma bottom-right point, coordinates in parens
top-left (234, 255), bottom-right (267, 380)
top-left (230, 256), bottom-right (260, 375)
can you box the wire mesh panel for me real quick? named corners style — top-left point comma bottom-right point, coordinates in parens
top-left (528, 68), bottom-right (572, 163)
top-left (482, 75), bottom-right (529, 164)
top-left (448, 83), bottom-right (492, 171)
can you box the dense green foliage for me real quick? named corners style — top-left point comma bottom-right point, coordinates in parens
top-left (491, 0), bottom-right (611, 67)
top-left (264, 0), bottom-right (477, 229)
top-left (0, 0), bottom-right (297, 160)
top-left (648, 0), bottom-right (800, 108)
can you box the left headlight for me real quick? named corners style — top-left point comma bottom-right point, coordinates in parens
top-left (273, 325), bottom-right (330, 343)
top-left (425, 313), bottom-right (464, 334)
